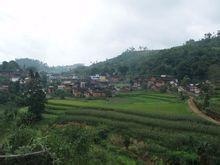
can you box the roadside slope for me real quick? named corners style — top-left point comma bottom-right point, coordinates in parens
top-left (188, 97), bottom-right (220, 125)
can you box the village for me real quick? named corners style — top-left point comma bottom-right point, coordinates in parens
top-left (0, 69), bottom-right (202, 98)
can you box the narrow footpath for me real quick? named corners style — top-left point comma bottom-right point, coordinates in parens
top-left (188, 97), bottom-right (220, 126)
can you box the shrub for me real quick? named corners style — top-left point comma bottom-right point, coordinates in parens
top-left (4, 102), bottom-right (18, 121)
top-left (6, 127), bottom-right (36, 152)
top-left (53, 89), bottom-right (71, 99)
top-left (16, 112), bottom-right (38, 126)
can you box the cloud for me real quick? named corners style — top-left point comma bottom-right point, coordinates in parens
top-left (0, 0), bottom-right (219, 66)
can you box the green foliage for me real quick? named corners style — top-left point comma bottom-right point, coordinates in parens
top-left (27, 70), bottom-right (46, 120)
top-left (0, 91), bottom-right (9, 104)
top-left (159, 85), bottom-right (167, 93)
top-left (179, 91), bottom-right (187, 101)
top-left (208, 64), bottom-right (220, 83)
top-left (5, 127), bottom-right (36, 152)
top-left (181, 75), bottom-right (191, 87)
top-left (16, 112), bottom-right (37, 126)
top-left (0, 61), bottom-right (20, 72)
top-left (123, 135), bottom-right (130, 149)
top-left (0, 76), bottom-right (10, 85)
top-left (3, 102), bottom-right (18, 121)
top-left (167, 151), bottom-right (198, 164)
top-left (1, 91), bottom-right (220, 164)
top-left (44, 92), bottom-right (220, 163)
top-left (74, 37), bottom-right (220, 81)
top-left (53, 89), bottom-right (71, 99)
top-left (45, 126), bottom-right (97, 164)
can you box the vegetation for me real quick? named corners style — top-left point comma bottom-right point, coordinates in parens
top-left (25, 70), bottom-right (47, 121)
top-left (0, 60), bottom-right (20, 72)
top-left (1, 91), bottom-right (219, 164)
top-left (0, 36), bottom-right (220, 164)
top-left (73, 37), bottom-right (220, 81)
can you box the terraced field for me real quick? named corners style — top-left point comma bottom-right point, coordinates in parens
top-left (210, 81), bottom-right (220, 118)
top-left (44, 91), bottom-right (220, 163)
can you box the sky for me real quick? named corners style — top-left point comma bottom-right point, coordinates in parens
top-left (0, 0), bottom-right (219, 66)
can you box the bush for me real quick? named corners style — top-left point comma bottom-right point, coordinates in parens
top-left (4, 102), bottom-right (18, 121)
top-left (46, 126), bottom-right (98, 164)
top-left (53, 89), bottom-right (71, 99)
top-left (16, 112), bottom-right (38, 126)
top-left (6, 127), bottom-right (36, 152)
top-left (159, 86), bottom-right (167, 93)
top-left (0, 91), bottom-right (9, 104)
top-left (167, 151), bottom-right (198, 164)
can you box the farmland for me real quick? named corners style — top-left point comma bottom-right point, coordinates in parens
top-left (1, 91), bottom-right (220, 164)
top-left (41, 91), bottom-right (220, 163)
top-left (209, 81), bottom-right (220, 118)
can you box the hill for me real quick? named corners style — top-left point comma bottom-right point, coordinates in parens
top-left (0, 60), bottom-right (20, 72)
top-left (74, 37), bottom-right (220, 81)
top-left (15, 58), bottom-right (84, 73)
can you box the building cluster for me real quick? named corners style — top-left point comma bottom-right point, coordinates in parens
top-left (131, 75), bottom-right (201, 95)
top-left (0, 70), bottom-right (24, 92)
top-left (146, 75), bottom-right (178, 90)
top-left (47, 74), bottom-right (116, 98)
top-left (0, 69), bottom-right (202, 97)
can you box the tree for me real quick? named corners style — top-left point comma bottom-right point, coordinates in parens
top-left (4, 102), bottom-right (17, 120)
top-left (27, 70), bottom-right (46, 120)
top-left (180, 75), bottom-right (191, 88)
top-left (208, 64), bottom-right (220, 83)
top-left (53, 89), bottom-right (70, 99)
top-left (200, 81), bottom-right (214, 110)
top-left (123, 136), bottom-right (130, 149)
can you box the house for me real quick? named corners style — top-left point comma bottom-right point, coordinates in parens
top-left (111, 76), bottom-right (120, 83)
top-left (59, 81), bottom-right (73, 93)
top-left (72, 75), bottom-right (79, 80)
top-left (132, 82), bottom-right (141, 90)
top-left (85, 88), bottom-right (107, 97)
top-left (72, 87), bottom-right (83, 97)
top-left (178, 86), bottom-right (185, 92)
top-left (99, 76), bottom-right (108, 82)
top-left (187, 84), bottom-right (201, 95)
top-left (11, 77), bottom-right (20, 82)
top-left (24, 77), bottom-right (31, 84)
top-left (58, 85), bottom-right (65, 90)
top-left (80, 82), bottom-right (86, 88)
top-left (119, 85), bottom-right (131, 92)
top-left (147, 75), bottom-right (175, 91)
top-left (170, 80), bottom-right (178, 87)
top-left (48, 86), bottom-right (55, 94)
top-left (90, 74), bottom-right (100, 80)
top-left (0, 85), bottom-right (9, 92)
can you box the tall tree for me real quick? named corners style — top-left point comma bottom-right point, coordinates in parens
top-left (27, 70), bottom-right (46, 120)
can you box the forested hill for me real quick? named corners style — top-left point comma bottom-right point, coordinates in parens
top-left (0, 61), bottom-right (20, 72)
top-left (15, 58), bottom-right (84, 73)
top-left (74, 37), bottom-right (220, 81)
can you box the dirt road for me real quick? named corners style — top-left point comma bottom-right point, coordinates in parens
top-left (188, 97), bottom-right (220, 125)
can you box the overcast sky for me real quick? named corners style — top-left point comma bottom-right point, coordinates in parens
top-left (0, 0), bottom-right (219, 66)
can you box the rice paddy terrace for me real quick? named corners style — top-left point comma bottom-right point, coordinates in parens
top-left (44, 91), bottom-right (220, 163)
top-left (210, 81), bottom-right (220, 118)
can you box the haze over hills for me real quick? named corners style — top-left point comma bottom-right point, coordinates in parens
top-left (15, 58), bottom-right (84, 73)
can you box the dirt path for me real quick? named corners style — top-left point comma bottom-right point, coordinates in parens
top-left (188, 97), bottom-right (220, 125)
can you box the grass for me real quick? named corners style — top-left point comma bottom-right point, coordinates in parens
top-left (48, 91), bottom-right (191, 115)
